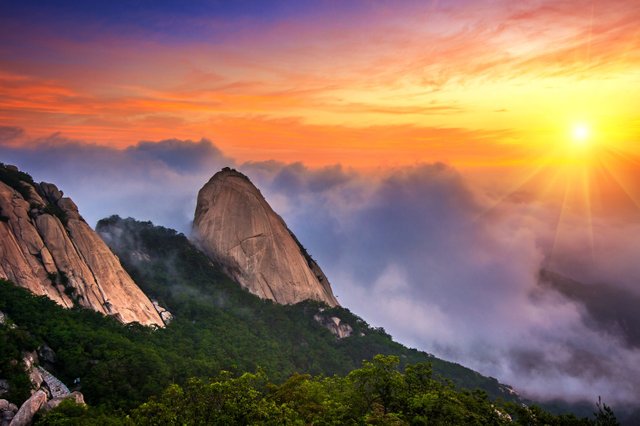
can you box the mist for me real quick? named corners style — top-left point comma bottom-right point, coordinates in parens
top-left (2, 131), bottom-right (639, 405)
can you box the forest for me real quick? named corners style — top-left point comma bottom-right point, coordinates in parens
top-left (0, 215), bottom-right (619, 424)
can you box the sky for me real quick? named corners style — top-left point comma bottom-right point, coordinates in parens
top-left (1, 0), bottom-right (640, 409)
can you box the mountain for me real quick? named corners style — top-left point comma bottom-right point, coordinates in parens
top-left (0, 165), bottom-right (617, 424)
top-left (0, 164), bottom-right (164, 327)
top-left (193, 167), bottom-right (338, 306)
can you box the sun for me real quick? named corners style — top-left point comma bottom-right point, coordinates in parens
top-left (571, 123), bottom-right (591, 147)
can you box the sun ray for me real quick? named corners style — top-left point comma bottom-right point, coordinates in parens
top-left (471, 157), bottom-right (554, 222)
top-left (579, 163), bottom-right (596, 259)
top-left (546, 166), bottom-right (574, 266)
top-left (595, 149), bottom-right (640, 213)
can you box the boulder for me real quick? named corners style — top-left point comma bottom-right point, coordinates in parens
top-left (0, 400), bottom-right (16, 412)
top-left (44, 391), bottom-right (85, 412)
top-left (313, 313), bottom-right (353, 339)
top-left (152, 300), bottom-right (173, 325)
top-left (36, 345), bottom-right (56, 370)
top-left (21, 352), bottom-right (38, 372)
top-left (9, 389), bottom-right (46, 426)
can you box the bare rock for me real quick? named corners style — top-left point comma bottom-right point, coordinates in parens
top-left (21, 351), bottom-right (44, 392)
top-left (314, 313), bottom-right (353, 339)
top-left (27, 370), bottom-right (42, 393)
top-left (152, 300), bottom-right (173, 324)
top-left (0, 399), bottom-right (17, 412)
top-left (36, 346), bottom-right (56, 370)
top-left (37, 183), bottom-right (62, 204)
top-left (0, 165), bottom-right (164, 327)
top-left (9, 389), bottom-right (46, 426)
top-left (193, 168), bottom-right (339, 306)
top-left (68, 392), bottom-right (84, 405)
top-left (21, 352), bottom-right (38, 372)
top-left (37, 368), bottom-right (69, 399)
top-left (45, 390), bottom-right (85, 412)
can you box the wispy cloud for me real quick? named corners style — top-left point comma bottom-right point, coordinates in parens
top-left (1, 0), bottom-right (637, 166)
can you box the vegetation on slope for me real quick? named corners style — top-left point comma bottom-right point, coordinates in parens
top-left (37, 355), bottom-right (620, 426)
top-left (0, 215), bottom-right (620, 423)
top-left (96, 215), bottom-right (515, 398)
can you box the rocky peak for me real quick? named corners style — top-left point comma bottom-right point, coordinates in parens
top-left (0, 163), bottom-right (164, 327)
top-left (192, 167), bottom-right (339, 306)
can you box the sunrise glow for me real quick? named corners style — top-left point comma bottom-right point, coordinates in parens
top-left (1, 1), bottom-right (640, 411)
top-left (571, 124), bottom-right (591, 147)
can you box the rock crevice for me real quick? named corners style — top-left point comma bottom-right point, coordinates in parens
top-left (0, 164), bottom-right (164, 327)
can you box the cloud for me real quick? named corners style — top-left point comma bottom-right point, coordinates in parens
top-left (0, 126), bottom-right (24, 142)
top-left (0, 134), bottom-right (233, 230)
top-left (2, 135), bottom-right (640, 407)
top-left (243, 160), bottom-right (640, 406)
top-left (126, 138), bottom-right (228, 173)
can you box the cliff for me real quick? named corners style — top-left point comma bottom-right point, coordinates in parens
top-left (193, 167), bottom-right (339, 306)
top-left (0, 164), bottom-right (164, 327)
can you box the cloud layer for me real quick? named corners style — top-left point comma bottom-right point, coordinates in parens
top-left (2, 135), bottom-right (640, 406)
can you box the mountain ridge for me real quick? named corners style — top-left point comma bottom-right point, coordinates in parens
top-left (0, 163), bottom-right (164, 327)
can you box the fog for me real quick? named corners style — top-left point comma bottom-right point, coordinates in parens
top-left (2, 131), bottom-right (639, 405)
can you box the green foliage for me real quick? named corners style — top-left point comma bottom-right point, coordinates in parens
top-left (0, 279), bottom-right (619, 425)
top-left (129, 356), bottom-right (601, 425)
top-left (0, 324), bottom-right (33, 402)
top-left (95, 216), bottom-right (516, 398)
top-left (35, 400), bottom-right (129, 425)
top-left (0, 215), bottom-right (621, 424)
top-left (42, 203), bottom-right (69, 225)
top-left (0, 163), bottom-right (35, 200)
top-left (594, 396), bottom-right (620, 426)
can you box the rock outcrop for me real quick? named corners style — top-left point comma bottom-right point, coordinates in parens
top-left (0, 313), bottom-right (85, 425)
top-left (8, 390), bottom-right (46, 426)
top-left (313, 313), bottom-right (353, 339)
top-left (0, 400), bottom-right (19, 426)
top-left (193, 168), bottom-right (339, 306)
top-left (0, 164), bottom-right (164, 326)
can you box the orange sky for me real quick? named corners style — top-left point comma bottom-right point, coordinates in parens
top-left (1, 0), bottom-right (639, 171)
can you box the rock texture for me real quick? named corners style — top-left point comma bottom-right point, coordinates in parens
top-left (1, 399), bottom-right (18, 426)
top-left (314, 313), bottom-right (353, 339)
top-left (9, 390), bottom-right (46, 426)
top-left (0, 313), bottom-right (85, 425)
top-left (193, 168), bottom-right (339, 306)
top-left (0, 164), bottom-right (164, 326)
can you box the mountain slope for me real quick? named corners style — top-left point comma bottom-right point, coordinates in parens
top-left (97, 216), bottom-right (518, 401)
top-left (0, 164), bottom-right (163, 327)
top-left (193, 167), bottom-right (338, 306)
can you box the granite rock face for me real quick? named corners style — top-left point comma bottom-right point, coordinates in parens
top-left (193, 168), bottom-right (339, 306)
top-left (313, 313), bottom-right (353, 339)
top-left (0, 165), bottom-right (164, 327)
top-left (8, 390), bottom-right (46, 426)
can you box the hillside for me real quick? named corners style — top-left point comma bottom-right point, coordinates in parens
top-left (0, 216), bottom-right (618, 424)
top-left (96, 215), bottom-right (517, 400)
